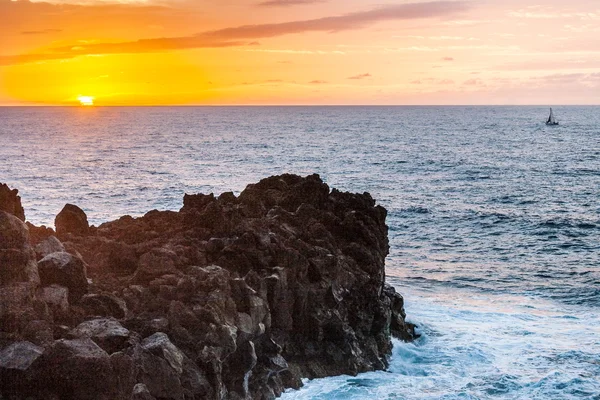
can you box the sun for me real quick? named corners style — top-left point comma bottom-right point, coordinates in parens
top-left (77, 95), bottom-right (95, 106)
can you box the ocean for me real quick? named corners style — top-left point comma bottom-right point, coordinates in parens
top-left (1, 106), bottom-right (599, 399)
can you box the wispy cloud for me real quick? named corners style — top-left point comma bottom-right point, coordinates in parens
top-left (21, 28), bottom-right (62, 35)
top-left (348, 73), bottom-right (371, 80)
top-left (258, 0), bottom-right (326, 7)
top-left (309, 80), bottom-right (328, 84)
top-left (509, 9), bottom-right (600, 20)
top-left (201, 2), bottom-right (469, 40)
top-left (400, 35), bottom-right (480, 41)
top-left (1, 1), bottom-right (470, 66)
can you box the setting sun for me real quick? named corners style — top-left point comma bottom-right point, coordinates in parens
top-left (77, 96), bottom-right (95, 106)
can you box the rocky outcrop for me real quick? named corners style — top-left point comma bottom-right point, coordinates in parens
top-left (0, 175), bottom-right (415, 400)
top-left (0, 183), bottom-right (25, 222)
top-left (0, 210), bottom-right (44, 347)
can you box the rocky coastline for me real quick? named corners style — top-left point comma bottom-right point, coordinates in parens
top-left (0, 174), bottom-right (415, 400)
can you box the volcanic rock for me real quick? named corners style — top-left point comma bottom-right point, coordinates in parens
top-left (0, 183), bottom-right (25, 221)
top-left (0, 341), bottom-right (44, 396)
top-left (0, 211), bottom-right (39, 286)
top-left (38, 338), bottom-right (117, 400)
top-left (0, 174), bottom-right (416, 400)
top-left (69, 317), bottom-right (131, 354)
top-left (34, 236), bottom-right (65, 261)
top-left (55, 203), bottom-right (89, 238)
top-left (37, 251), bottom-right (88, 302)
top-left (39, 284), bottom-right (69, 318)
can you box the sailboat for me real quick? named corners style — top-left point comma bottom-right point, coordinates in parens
top-left (546, 108), bottom-right (559, 126)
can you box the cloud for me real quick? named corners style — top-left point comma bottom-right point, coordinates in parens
top-left (21, 28), bottom-right (62, 35)
top-left (401, 35), bottom-right (480, 41)
top-left (258, 0), bottom-right (326, 6)
top-left (1, 1), bottom-right (471, 65)
top-left (463, 78), bottom-right (482, 86)
top-left (309, 80), bottom-right (328, 84)
top-left (442, 56), bottom-right (454, 61)
top-left (348, 73), bottom-right (371, 80)
top-left (201, 1), bottom-right (469, 40)
top-left (509, 9), bottom-right (600, 20)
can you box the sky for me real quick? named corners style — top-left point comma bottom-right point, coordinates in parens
top-left (0, 0), bottom-right (599, 105)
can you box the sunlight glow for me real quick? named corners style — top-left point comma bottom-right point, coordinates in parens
top-left (77, 96), bottom-right (95, 106)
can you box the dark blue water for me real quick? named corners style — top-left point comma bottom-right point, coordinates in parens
top-left (1, 106), bottom-right (599, 399)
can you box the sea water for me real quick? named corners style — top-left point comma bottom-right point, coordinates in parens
top-left (1, 106), bottom-right (599, 399)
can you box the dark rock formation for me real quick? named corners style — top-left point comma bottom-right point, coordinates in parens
top-left (0, 341), bottom-right (44, 395)
top-left (0, 210), bottom-right (44, 346)
top-left (0, 175), bottom-right (415, 400)
top-left (0, 211), bottom-right (39, 287)
top-left (0, 183), bottom-right (25, 221)
top-left (37, 251), bottom-right (89, 302)
top-left (55, 203), bottom-right (89, 238)
top-left (34, 236), bottom-right (65, 261)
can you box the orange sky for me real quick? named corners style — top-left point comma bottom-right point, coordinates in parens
top-left (1, 0), bottom-right (599, 105)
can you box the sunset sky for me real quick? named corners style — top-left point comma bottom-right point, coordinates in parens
top-left (1, 0), bottom-right (599, 105)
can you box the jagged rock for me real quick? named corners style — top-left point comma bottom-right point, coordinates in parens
top-left (133, 248), bottom-right (180, 284)
top-left (0, 340), bottom-right (43, 370)
top-left (22, 319), bottom-right (54, 347)
top-left (70, 317), bottom-right (131, 354)
top-left (141, 332), bottom-right (185, 374)
top-left (79, 292), bottom-right (128, 319)
top-left (0, 174), bottom-right (415, 400)
top-left (131, 383), bottom-right (156, 400)
top-left (0, 183), bottom-right (25, 221)
top-left (39, 284), bottom-right (69, 318)
top-left (137, 333), bottom-right (211, 399)
top-left (37, 251), bottom-right (88, 302)
top-left (0, 341), bottom-right (44, 395)
top-left (38, 338), bottom-right (116, 399)
top-left (55, 203), bottom-right (89, 238)
top-left (34, 236), bottom-right (65, 261)
top-left (0, 211), bottom-right (40, 286)
top-left (0, 283), bottom-right (40, 342)
top-left (26, 222), bottom-right (56, 246)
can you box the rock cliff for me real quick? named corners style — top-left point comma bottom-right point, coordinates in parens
top-left (0, 174), bottom-right (415, 400)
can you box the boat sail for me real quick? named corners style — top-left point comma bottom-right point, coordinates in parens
top-left (546, 108), bottom-right (559, 126)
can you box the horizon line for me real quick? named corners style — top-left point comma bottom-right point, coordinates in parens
top-left (0, 104), bottom-right (597, 107)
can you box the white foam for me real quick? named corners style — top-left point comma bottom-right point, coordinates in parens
top-left (282, 285), bottom-right (600, 399)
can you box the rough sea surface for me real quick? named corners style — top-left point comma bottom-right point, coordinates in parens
top-left (1, 106), bottom-right (599, 399)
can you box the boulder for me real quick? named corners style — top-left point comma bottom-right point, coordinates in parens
top-left (38, 338), bottom-right (116, 400)
top-left (34, 236), bottom-right (65, 260)
top-left (0, 341), bottom-right (44, 395)
top-left (39, 284), bottom-right (70, 317)
top-left (55, 203), bottom-right (89, 238)
top-left (0, 211), bottom-right (40, 286)
top-left (131, 383), bottom-right (157, 400)
top-left (70, 317), bottom-right (131, 354)
top-left (79, 292), bottom-right (128, 319)
top-left (137, 333), bottom-right (211, 399)
top-left (140, 332), bottom-right (186, 374)
top-left (37, 251), bottom-right (88, 302)
top-left (0, 340), bottom-right (43, 371)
